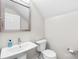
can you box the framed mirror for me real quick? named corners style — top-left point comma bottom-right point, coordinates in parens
top-left (4, 0), bottom-right (31, 32)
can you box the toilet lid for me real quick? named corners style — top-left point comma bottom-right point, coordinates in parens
top-left (42, 49), bottom-right (56, 57)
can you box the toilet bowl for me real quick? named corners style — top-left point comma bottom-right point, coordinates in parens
top-left (35, 39), bottom-right (57, 59)
top-left (42, 49), bottom-right (56, 59)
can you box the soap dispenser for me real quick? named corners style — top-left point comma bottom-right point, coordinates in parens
top-left (8, 39), bottom-right (13, 48)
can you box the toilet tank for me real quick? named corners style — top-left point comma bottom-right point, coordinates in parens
top-left (36, 39), bottom-right (47, 52)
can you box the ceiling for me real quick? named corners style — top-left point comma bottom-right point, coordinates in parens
top-left (32, 0), bottom-right (78, 19)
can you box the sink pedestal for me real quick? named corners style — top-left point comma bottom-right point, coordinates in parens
top-left (18, 53), bottom-right (27, 59)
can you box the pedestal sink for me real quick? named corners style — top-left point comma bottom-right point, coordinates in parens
top-left (1, 42), bottom-right (37, 59)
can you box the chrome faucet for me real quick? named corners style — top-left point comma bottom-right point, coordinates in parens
top-left (18, 38), bottom-right (22, 48)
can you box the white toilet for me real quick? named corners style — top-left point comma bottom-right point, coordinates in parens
top-left (36, 39), bottom-right (57, 59)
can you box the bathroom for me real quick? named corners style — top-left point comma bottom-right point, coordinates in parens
top-left (0, 0), bottom-right (78, 59)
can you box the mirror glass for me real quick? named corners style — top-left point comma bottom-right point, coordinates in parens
top-left (4, 0), bottom-right (31, 31)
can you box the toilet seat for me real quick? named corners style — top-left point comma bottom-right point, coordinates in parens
top-left (42, 49), bottom-right (56, 57)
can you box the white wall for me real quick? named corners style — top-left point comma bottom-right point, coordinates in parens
top-left (45, 11), bottom-right (78, 59)
top-left (0, 2), bottom-right (44, 48)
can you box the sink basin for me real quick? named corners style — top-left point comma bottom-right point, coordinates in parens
top-left (1, 42), bottom-right (37, 59)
